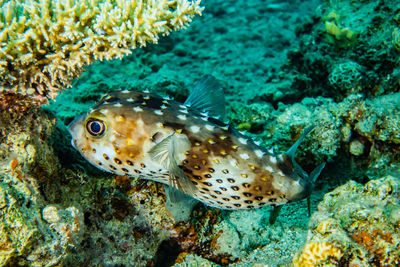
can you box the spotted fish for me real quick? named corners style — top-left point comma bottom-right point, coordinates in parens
top-left (69, 76), bottom-right (325, 212)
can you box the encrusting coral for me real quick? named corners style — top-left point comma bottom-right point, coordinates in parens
top-left (293, 174), bottom-right (400, 266)
top-left (0, 0), bottom-right (202, 104)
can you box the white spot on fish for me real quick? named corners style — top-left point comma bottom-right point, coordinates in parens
top-left (154, 110), bottom-right (163, 115)
top-left (144, 95), bottom-right (150, 100)
top-left (114, 102), bottom-right (122, 107)
top-left (230, 159), bottom-right (239, 167)
top-left (265, 165), bottom-right (274, 173)
top-left (143, 89), bottom-right (150, 93)
top-left (240, 153), bottom-right (250, 159)
top-left (179, 104), bottom-right (187, 109)
top-left (137, 119), bottom-right (144, 126)
top-left (270, 157), bottom-right (277, 164)
top-left (133, 106), bottom-right (143, 112)
top-left (177, 114), bottom-right (187, 120)
top-left (161, 104), bottom-right (167, 109)
top-left (201, 117), bottom-right (208, 121)
top-left (254, 140), bottom-right (262, 146)
top-left (238, 137), bottom-right (247, 145)
top-left (205, 124), bottom-right (214, 131)
top-left (127, 98), bottom-right (134, 102)
top-left (255, 149), bottom-right (264, 158)
top-left (190, 125), bottom-right (200, 133)
top-left (122, 89), bottom-right (130, 93)
top-left (156, 122), bottom-right (164, 128)
top-left (180, 109), bottom-right (188, 114)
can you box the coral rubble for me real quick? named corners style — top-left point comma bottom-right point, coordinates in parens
top-left (0, 0), bottom-right (202, 104)
top-left (293, 174), bottom-right (400, 266)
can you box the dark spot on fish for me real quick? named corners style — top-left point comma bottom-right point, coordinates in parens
top-left (126, 160), bottom-right (134, 166)
top-left (220, 187), bottom-right (227, 191)
top-left (103, 154), bottom-right (109, 160)
top-left (211, 195), bottom-right (217, 199)
top-left (134, 169), bottom-right (141, 174)
top-left (222, 198), bottom-right (230, 201)
top-left (225, 206), bottom-right (232, 209)
top-left (193, 165), bottom-right (201, 170)
top-left (109, 165), bottom-right (117, 170)
top-left (259, 202), bottom-right (266, 206)
top-left (269, 198), bottom-right (277, 202)
top-left (151, 132), bottom-right (163, 143)
top-left (242, 183), bottom-right (251, 188)
top-left (97, 161), bottom-right (102, 166)
top-left (208, 168), bottom-right (215, 173)
top-left (246, 205), bottom-right (254, 209)
top-left (231, 186), bottom-right (239, 191)
top-left (202, 195), bottom-right (209, 199)
top-left (255, 196), bottom-right (264, 201)
top-left (192, 181), bottom-right (198, 185)
top-left (227, 178), bottom-right (235, 183)
top-left (182, 167), bottom-right (193, 174)
top-left (201, 187), bottom-right (209, 192)
top-left (216, 201), bottom-right (223, 205)
top-left (183, 160), bottom-right (189, 165)
top-left (214, 191), bottom-right (222, 195)
top-left (203, 182), bottom-right (212, 186)
top-left (163, 122), bottom-right (186, 134)
top-left (243, 192), bottom-right (252, 197)
top-left (234, 203), bottom-right (241, 207)
top-left (222, 169), bottom-right (229, 174)
top-left (193, 175), bottom-right (202, 180)
top-left (121, 168), bottom-right (129, 172)
top-left (216, 179), bottom-right (223, 183)
top-left (140, 163), bottom-right (146, 168)
top-left (232, 196), bottom-right (240, 200)
top-left (92, 148), bottom-right (96, 153)
top-left (204, 174), bottom-right (212, 178)
top-left (114, 158), bottom-right (122, 164)
top-left (244, 200), bottom-right (253, 204)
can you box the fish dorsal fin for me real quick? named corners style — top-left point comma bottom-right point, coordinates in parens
top-left (148, 133), bottom-right (196, 202)
top-left (184, 75), bottom-right (225, 119)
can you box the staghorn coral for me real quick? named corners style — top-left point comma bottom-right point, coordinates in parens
top-left (293, 174), bottom-right (400, 266)
top-left (0, 0), bottom-right (203, 104)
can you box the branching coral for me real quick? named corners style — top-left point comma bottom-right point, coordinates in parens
top-left (0, 0), bottom-right (203, 104)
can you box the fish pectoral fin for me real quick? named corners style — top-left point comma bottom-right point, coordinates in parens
top-left (148, 133), bottom-right (197, 201)
top-left (184, 75), bottom-right (226, 119)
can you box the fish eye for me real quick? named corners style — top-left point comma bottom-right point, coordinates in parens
top-left (86, 120), bottom-right (106, 136)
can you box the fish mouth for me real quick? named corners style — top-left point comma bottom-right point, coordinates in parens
top-left (68, 114), bottom-right (86, 150)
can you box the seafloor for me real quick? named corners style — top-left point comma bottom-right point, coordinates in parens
top-left (1, 0), bottom-right (400, 266)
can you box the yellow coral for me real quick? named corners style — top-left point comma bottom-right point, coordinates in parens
top-left (0, 0), bottom-right (203, 103)
top-left (293, 241), bottom-right (343, 267)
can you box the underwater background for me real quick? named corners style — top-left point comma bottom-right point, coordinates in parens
top-left (1, 0), bottom-right (400, 266)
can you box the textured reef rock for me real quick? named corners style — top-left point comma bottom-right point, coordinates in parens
top-left (0, 0), bottom-right (202, 104)
top-left (0, 109), bottom-right (83, 266)
top-left (293, 174), bottom-right (400, 266)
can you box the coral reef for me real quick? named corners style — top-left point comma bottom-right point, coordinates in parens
top-left (293, 174), bottom-right (400, 266)
top-left (0, 0), bottom-right (202, 104)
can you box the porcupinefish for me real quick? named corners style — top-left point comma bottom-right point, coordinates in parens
top-left (69, 76), bottom-right (325, 214)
